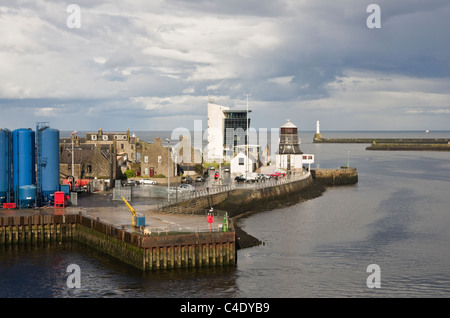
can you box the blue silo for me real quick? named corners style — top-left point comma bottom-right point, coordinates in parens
top-left (40, 127), bottom-right (60, 204)
top-left (0, 129), bottom-right (12, 205)
top-left (13, 128), bottom-right (36, 208)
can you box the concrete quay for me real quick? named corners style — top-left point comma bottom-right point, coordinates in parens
top-left (0, 203), bottom-right (236, 271)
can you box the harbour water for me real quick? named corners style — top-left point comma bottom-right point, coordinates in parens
top-left (1, 131), bottom-right (450, 298)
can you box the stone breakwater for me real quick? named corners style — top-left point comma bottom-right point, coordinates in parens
top-left (314, 138), bottom-right (450, 144)
top-left (366, 143), bottom-right (450, 151)
top-left (313, 134), bottom-right (450, 151)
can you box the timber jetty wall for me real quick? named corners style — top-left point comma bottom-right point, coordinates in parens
top-left (0, 213), bottom-right (236, 271)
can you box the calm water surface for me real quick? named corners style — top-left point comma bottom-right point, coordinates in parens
top-left (1, 131), bottom-right (450, 298)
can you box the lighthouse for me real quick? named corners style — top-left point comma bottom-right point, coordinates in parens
top-left (314, 120), bottom-right (323, 141)
top-left (276, 120), bottom-right (303, 171)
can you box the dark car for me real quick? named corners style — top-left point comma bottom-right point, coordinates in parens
top-left (195, 176), bottom-right (206, 182)
top-left (124, 180), bottom-right (138, 187)
top-left (181, 176), bottom-right (194, 184)
top-left (234, 176), bottom-right (246, 182)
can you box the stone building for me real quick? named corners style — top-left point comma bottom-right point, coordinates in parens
top-left (172, 135), bottom-right (203, 175)
top-left (59, 137), bottom-right (119, 181)
top-left (85, 128), bottom-right (137, 163)
top-left (59, 128), bottom-right (136, 184)
top-left (139, 138), bottom-right (177, 178)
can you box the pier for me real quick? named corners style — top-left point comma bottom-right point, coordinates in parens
top-left (0, 210), bottom-right (236, 271)
top-left (314, 136), bottom-right (450, 144)
top-left (313, 133), bottom-right (450, 151)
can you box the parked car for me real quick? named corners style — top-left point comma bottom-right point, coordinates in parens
top-left (140, 178), bottom-right (158, 185)
top-left (124, 180), bottom-right (138, 187)
top-left (181, 176), bottom-right (194, 184)
top-left (269, 172), bottom-right (285, 178)
top-left (274, 169), bottom-right (287, 176)
top-left (244, 173), bottom-right (259, 183)
top-left (208, 165), bottom-right (215, 170)
top-left (234, 175), bottom-right (246, 182)
top-left (223, 166), bottom-right (230, 172)
top-left (178, 184), bottom-right (195, 192)
top-left (195, 176), bottom-right (206, 182)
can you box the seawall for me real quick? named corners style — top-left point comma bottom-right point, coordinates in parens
top-left (314, 136), bottom-right (450, 145)
top-left (159, 170), bottom-right (358, 217)
top-left (158, 174), bottom-right (317, 217)
top-left (0, 213), bottom-right (236, 271)
top-left (366, 143), bottom-right (450, 151)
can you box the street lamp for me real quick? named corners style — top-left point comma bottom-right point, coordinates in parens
top-left (347, 151), bottom-right (350, 168)
top-left (71, 131), bottom-right (77, 191)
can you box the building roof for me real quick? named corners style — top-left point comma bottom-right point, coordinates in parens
top-left (281, 120), bottom-right (297, 128)
top-left (223, 109), bottom-right (252, 113)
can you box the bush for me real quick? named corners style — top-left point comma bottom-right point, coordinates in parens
top-left (124, 169), bottom-right (136, 178)
top-left (152, 174), bottom-right (166, 178)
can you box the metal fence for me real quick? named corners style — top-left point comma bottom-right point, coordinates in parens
top-left (254, 170), bottom-right (311, 190)
top-left (156, 185), bottom-right (235, 210)
top-left (113, 171), bottom-right (311, 208)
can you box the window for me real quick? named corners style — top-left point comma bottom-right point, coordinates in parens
top-left (144, 156), bottom-right (148, 163)
top-left (102, 135), bottom-right (108, 141)
top-left (91, 135), bottom-right (97, 141)
top-left (239, 158), bottom-right (244, 165)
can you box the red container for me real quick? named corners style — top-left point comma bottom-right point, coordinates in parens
top-left (54, 191), bottom-right (65, 208)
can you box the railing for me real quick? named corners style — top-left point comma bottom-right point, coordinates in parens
top-left (68, 207), bottom-right (230, 236)
top-left (254, 170), bottom-right (311, 190)
top-left (156, 185), bottom-right (235, 210)
top-left (114, 171), bottom-right (311, 210)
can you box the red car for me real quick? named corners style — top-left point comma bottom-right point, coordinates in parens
top-left (269, 172), bottom-right (285, 178)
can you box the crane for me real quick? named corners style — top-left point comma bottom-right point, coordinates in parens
top-left (122, 197), bottom-right (145, 228)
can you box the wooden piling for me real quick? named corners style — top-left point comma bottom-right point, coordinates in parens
top-left (0, 213), bottom-right (236, 271)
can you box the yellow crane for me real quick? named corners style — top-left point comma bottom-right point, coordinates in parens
top-left (122, 197), bottom-right (145, 228)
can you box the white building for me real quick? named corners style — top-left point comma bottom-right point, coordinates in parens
top-left (206, 103), bottom-right (228, 162)
top-left (206, 102), bottom-right (251, 162)
top-left (230, 151), bottom-right (257, 175)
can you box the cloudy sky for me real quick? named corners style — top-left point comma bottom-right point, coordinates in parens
top-left (1, 0), bottom-right (449, 133)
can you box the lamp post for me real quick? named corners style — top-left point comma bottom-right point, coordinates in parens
top-left (347, 151), bottom-right (350, 168)
top-left (166, 138), bottom-right (170, 202)
top-left (71, 131), bottom-right (77, 191)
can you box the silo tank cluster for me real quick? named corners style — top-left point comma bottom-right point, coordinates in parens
top-left (40, 127), bottom-right (60, 204)
top-left (0, 129), bottom-right (12, 205)
top-left (0, 126), bottom-right (60, 208)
